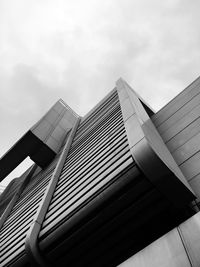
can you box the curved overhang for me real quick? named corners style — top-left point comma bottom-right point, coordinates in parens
top-left (116, 78), bottom-right (196, 209)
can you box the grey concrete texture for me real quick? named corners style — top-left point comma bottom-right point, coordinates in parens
top-left (152, 77), bottom-right (200, 198)
top-left (31, 99), bottom-right (78, 153)
top-left (119, 211), bottom-right (200, 267)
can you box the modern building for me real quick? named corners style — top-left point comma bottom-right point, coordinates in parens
top-left (1, 77), bottom-right (200, 267)
top-left (0, 185), bottom-right (5, 196)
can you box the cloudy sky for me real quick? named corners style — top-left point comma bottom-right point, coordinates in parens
top-left (1, 0), bottom-right (200, 186)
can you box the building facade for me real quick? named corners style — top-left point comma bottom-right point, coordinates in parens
top-left (1, 77), bottom-right (200, 266)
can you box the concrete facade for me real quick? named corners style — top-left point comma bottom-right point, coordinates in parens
top-left (1, 77), bottom-right (200, 266)
top-left (152, 76), bottom-right (200, 203)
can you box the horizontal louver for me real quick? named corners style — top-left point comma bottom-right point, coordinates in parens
top-left (0, 155), bottom-right (60, 267)
top-left (39, 91), bottom-right (133, 240)
top-left (0, 89), bottom-right (134, 266)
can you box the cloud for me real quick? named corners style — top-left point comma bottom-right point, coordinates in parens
top-left (1, 0), bottom-right (200, 184)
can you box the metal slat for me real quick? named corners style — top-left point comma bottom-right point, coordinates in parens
top-left (11, 173), bottom-right (52, 215)
top-left (40, 156), bottom-right (133, 237)
top-left (57, 140), bottom-right (128, 201)
top-left (20, 155), bottom-right (60, 199)
top-left (5, 173), bottom-right (52, 221)
top-left (0, 165), bottom-right (37, 232)
top-left (39, 162), bottom-right (138, 250)
top-left (1, 90), bottom-right (135, 267)
top-left (1, 250), bottom-right (26, 267)
top-left (62, 112), bottom-right (123, 172)
top-left (40, 92), bottom-right (130, 237)
top-left (1, 217), bottom-right (36, 248)
top-left (19, 166), bottom-right (55, 199)
top-left (41, 151), bottom-right (131, 228)
top-left (71, 106), bottom-right (121, 155)
top-left (63, 114), bottom-right (123, 171)
top-left (0, 241), bottom-right (25, 265)
top-left (2, 192), bottom-right (44, 232)
top-left (46, 143), bottom-right (129, 216)
top-left (1, 231), bottom-right (27, 254)
top-left (60, 126), bottom-right (126, 185)
top-left (73, 99), bottom-right (120, 144)
top-left (1, 206), bottom-right (39, 239)
top-left (55, 133), bottom-right (127, 197)
top-left (73, 101), bottom-right (120, 145)
top-left (77, 92), bottom-right (118, 134)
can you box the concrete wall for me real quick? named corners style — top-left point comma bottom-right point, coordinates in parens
top-left (31, 99), bottom-right (78, 153)
top-left (152, 77), bottom-right (200, 200)
top-left (119, 211), bottom-right (200, 267)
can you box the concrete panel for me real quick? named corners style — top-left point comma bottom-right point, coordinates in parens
top-left (30, 100), bottom-right (79, 154)
top-left (124, 114), bottom-right (144, 148)
top-left (117, 78), bottom-right (150, 123)
top-left (120, 97), bottom-right (135, 122)
top-left (32, 120), bottom-right (53, 141)
top-left (172, 132), bottom-right (200, 165)
top-left (152, 76), bottom-right (200, 126)
top-left (53, 101), bottom-right (66, 113)
top-left (62, 110), bottom-right (77, 125)
top-left (179, 212), bottom-right (200, 267)
top-left (161, 104), bottom-right (200, 142)
top-left (59, 116), bottom-right (73, 131)
top-left (157, 93), bottom-right (200, 134)
top-left (166, 117), bottom-right (200, 152)
top-left (51, 126), bottom-right (66, 143)
top-left (45, 109), bottom-right (60, 125)
top-left (46, 136), bottom-right (60, 153)
top-left (180, 151), bottom-right (200, 181)
top-left (117, 85), bottom-right (129, 102)
top-left (119, 229), bottom-right (191, 267)
top-left (189, 175), bottom-right (200, 199)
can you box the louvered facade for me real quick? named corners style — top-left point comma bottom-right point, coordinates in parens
top-left (1, 78), bottom-right (200, 267)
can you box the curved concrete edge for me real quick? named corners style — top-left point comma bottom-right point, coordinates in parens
top-left (116, 78), bottom-right (195, 209)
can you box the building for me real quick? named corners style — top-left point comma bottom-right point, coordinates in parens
top-left (0, 185), bottom-right (5, 195)
top-left (1, 77), bottom-right (200, 266)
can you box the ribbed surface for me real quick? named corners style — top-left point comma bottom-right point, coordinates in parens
top-left (0, 155), bottom-right (59, 267)
top-left (0, 90), bottom-right (133, 267)
top-left (39, 90), bottom-right (133, 239)
top-left (151, 76), bottom-right (200, 199)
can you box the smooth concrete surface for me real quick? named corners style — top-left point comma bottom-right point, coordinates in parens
top-left (119, 211), bottom-right (200, 267)
top-left (152, 76), bottom-right (200, 126)
top-left (179, 211), bottom-right (200, 267)
top-left (172, 132), bottom-right (200, 165)
top-left (152, 77), bottom-right (200, 200)
top-left (119, 229), bottom-right (191, 267)
top-left (160, 104), bottom-right (200, 143)
top-left (31, 99), bottom-right (78, 153)
top-left (157, 91), bottom-right (200, 134)
top-left (180, 152), bottom-right (200, 181)
top-left (189, 175), bottom-right (200, 198)
top-left (166, 117), bottom-right (200, 153)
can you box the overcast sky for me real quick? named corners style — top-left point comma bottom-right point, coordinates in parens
top-left (1, 0), bottom-right (200, 186)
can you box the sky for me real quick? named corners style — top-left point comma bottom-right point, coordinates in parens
top-left (0, 0), bottom-right (200, 186)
